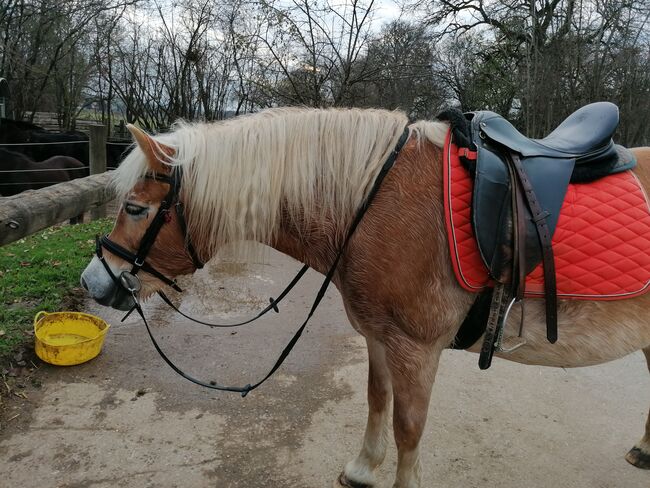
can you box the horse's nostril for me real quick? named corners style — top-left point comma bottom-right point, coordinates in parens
top-left (80, 276), bottom-right (89, 291)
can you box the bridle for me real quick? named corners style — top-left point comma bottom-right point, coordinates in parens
top-left (96, 166), bottom-right (308, 327)
top-left (96, 168), bottom-right (203, 294)
top-left (94, 127), bottom-right (410, 396)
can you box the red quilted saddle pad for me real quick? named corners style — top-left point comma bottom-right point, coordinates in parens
top-left (443, 131), bottom-right (650, 300)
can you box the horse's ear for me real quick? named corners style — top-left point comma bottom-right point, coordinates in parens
top-left (126, 124), bottom-right (175, 173)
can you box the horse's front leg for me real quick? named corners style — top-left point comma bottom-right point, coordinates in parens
top-left (338, 337), bottom-right (393, 488)
top-left (389, 337), bottom-right (442, 488)
top-left (626, 346), bottom-right (650, 469)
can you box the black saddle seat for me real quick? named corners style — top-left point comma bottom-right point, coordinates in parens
top-left (479, 102), bottom-right (619, 165)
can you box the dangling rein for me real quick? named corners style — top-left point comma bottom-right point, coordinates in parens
top-left (98, 128), bottom-right (411, 397)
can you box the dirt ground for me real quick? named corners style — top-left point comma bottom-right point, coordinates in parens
top-left (0, 249), bottom-right (648, 488)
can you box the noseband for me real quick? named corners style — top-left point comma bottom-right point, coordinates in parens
top-left (95, 168), bottom-right (203, 294)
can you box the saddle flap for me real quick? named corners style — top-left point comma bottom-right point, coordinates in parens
top-left (471, 113), bottom-right (575, 281)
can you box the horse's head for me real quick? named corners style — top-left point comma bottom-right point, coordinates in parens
top-left (81, 125), bottom-right (202, 310)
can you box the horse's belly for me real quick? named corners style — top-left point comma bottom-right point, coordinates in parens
top-left (465, 297), bottom-right (650, 368)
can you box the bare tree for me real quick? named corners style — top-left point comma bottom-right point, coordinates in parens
top-left (415, 0), bottom-right (650, 143)
top-left (251, 0), bottom-right (378, 106)
top-left (0, 0), bottom-right (138, 124)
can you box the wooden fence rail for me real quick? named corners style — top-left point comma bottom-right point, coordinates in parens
top-left (0, 172), bottom-right (115, 246)
top-left (0, 124), bottom-right (117, 246)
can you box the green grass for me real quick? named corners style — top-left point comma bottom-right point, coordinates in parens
top-left (0, 219), bottom-right (113, 362)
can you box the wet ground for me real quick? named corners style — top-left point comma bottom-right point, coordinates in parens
top-left (0, 249), bottom-right (648, 487)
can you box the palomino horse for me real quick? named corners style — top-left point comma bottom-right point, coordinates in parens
top-left (80, 108), bottom-right (650, 487)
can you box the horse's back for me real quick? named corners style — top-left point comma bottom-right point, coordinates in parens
top-left (0, 150), bottom-right (79, 195)
top-left (40, 155), bottom-right (87, 179)
top-left (630, 147), bottom-right (650, 194)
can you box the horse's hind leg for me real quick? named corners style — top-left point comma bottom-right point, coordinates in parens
top-left (626, 347), bottom-right (650, 469)
top-left (338, 338), bottom-right (392, 488)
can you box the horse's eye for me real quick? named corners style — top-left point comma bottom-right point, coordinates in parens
top-left (124, 203), bottom-right (148, 216)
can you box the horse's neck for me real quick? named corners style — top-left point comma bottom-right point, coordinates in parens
top-left (270, 212), bottom-right (344, 277)
top-left (0, 150), bottom-right (28, 170)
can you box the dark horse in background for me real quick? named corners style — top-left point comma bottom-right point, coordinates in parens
top-left (0, 118), bottom-right (132, 167)
top-left (0, 148), bottom-right (86, 196)
top-left (0, 118), bottom-right (90, 163)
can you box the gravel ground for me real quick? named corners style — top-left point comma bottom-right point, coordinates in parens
top-left (0, 249), bottom-right (648, 488)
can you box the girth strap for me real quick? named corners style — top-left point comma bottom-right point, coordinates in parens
top-left (478, 283), bottom-right (511, 369)
top-left (451, 289), bottom-right (492, 350)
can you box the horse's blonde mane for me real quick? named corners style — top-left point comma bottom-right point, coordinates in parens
top-left (113, 107), bottom-right (448, 260)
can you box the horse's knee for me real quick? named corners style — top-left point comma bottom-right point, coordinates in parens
top-left (393, 414), bottom-right (423, 451)
top-left (392, 389), bottom-right (430, 451)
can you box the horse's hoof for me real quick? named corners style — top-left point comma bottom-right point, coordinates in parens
top-left (334, 472), bottom-right (373, 488)
top-left (626, 447), bottom-right (650, 469)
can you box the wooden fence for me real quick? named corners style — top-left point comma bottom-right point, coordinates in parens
top-left (29, 112), bottom-right (125, 136)
top-left (0, 125), bottom-right (116, 246)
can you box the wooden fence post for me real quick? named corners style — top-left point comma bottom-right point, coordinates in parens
top-left (89, 125), bottom-right (108, 219)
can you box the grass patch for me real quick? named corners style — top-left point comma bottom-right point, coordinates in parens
top-left (0, 219), bottom-right (113, 363)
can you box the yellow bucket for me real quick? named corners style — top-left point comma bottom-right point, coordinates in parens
top-left (34, 311), bottom-right (110, 366)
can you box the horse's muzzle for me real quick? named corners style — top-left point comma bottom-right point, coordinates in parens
top-left (81, 257), bottom-right (136, 311)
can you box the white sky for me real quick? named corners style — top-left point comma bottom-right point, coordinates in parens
top-left (375, 0), bottom-right (403, 25)
top-left (126, 0), bottom-right (406, 32)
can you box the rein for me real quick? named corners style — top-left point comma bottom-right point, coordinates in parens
top-left (96, 127), bottom-right (410, 396)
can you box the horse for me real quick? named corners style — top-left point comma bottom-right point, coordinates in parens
top-left (0, 147), bottom-right (86, 196)
top-left (1, 118), bottom-right (135, 168)
top-left (0, 118), bottom-right (90, 163)
top-left (79, 108), bottom-right (650, 488)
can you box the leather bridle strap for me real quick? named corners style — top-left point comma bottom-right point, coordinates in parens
top-left (131, 172), bottom-right (179, 273)
top-left (176, 201), bottom-right (203, 270)
top-left (156, 264), bottom-right (310, 328)
top-left (149, 173), bottom-right (204, 270)
top-left (98, 164), bottom-right (307, 328)
top-left (97, 235), bottom-right (183, 292)
top-left (127, 127), bottom-right (411, 396)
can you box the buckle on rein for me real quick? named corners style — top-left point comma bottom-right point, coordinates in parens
top-left (119, 271), bottom-right (142, 295)
top-left (495, 298), bottom-right (527, 354)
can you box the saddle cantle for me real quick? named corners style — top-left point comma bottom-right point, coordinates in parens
top-left (480, 102), bottom-right (616, 161)
top-left (443, 102), bottom-right (637, 369)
